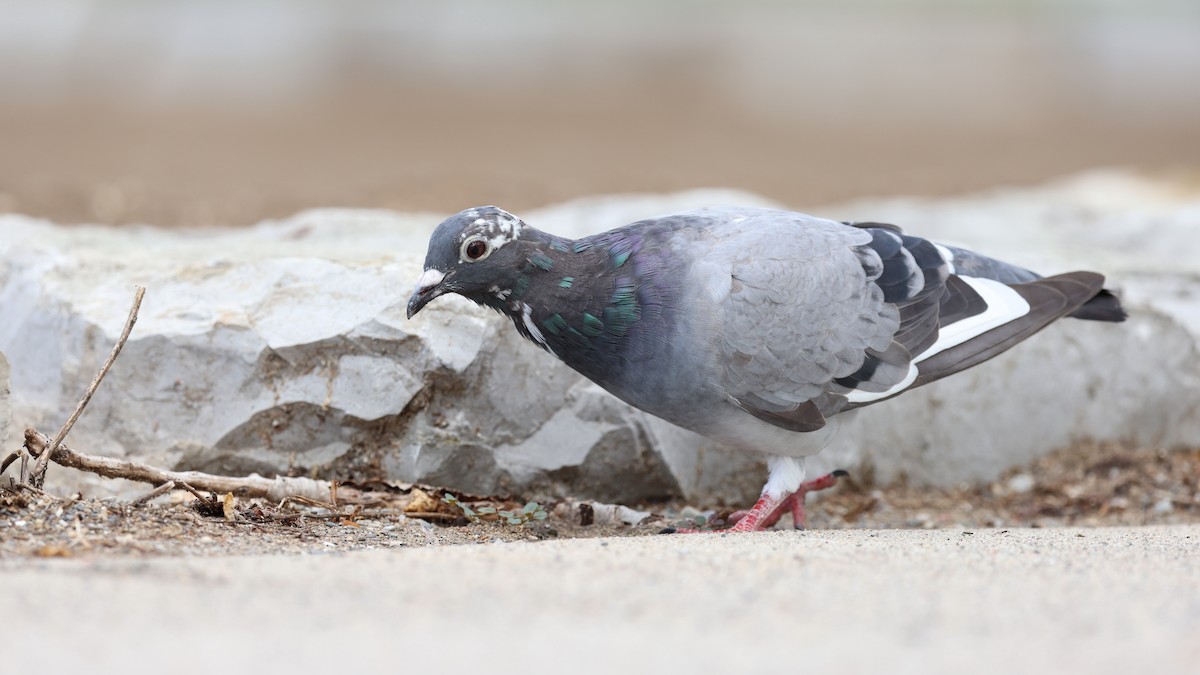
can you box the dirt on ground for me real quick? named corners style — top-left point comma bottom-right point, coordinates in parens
top-left (2, 440), bottom-right (1196, 559)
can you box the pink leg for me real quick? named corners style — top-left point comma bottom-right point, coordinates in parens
top-left (787, 469), bottom-right (847, 530)
top-left (663, 493), bottom-right (787, 534)
top-left (726, 493), bottom-right (787, 532)
top-left (670, 470), bottom-right (847, 534)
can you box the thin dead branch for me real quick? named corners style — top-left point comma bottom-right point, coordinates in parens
top-left (27, 286), bottom-right (145, 487)
top-left (278, 494), bottom-right (340, 511)
top-left (174, 482), bottom-right (209, 501)
top-left (1, 451), bottom-right (19, 477)
top-left (23, 429), bottom-right (393, 505)
top-left (129, 481), bottom-right (176, 506)
top-left (402, 511), bottom-right (458, 521)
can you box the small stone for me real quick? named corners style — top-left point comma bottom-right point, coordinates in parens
top-left (1006, 473), bottom-right (1036, 494)
top-left (1152, 498), bottom-right (1174, 514)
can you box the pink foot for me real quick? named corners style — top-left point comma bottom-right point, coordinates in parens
top-left (664, 469), bottom-right (847, 533)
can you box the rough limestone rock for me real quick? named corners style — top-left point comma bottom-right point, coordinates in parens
top-left (0, 172), bottom-right (1197, 502)
top-left (0, 351), bottom-right (13, 456)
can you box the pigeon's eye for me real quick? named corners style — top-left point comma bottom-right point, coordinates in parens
top-left (462, 238), bottom-right (490, 262)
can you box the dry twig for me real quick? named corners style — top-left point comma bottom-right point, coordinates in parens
top-left (23, 429), bottom-right (396, 505)
top-left (27, 286), bottom-right (145, 488)
top-left (129, 481), bottom-right (176, 506)
top-left (0, 450), bottom-right (19, 477)
top-left (173, 481), bottom-right (210, 502)
top-left (278, 494), bottom-right (340, 511)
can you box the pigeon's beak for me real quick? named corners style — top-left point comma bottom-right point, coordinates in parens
top-left (407, 268), bottom-right (448, 319)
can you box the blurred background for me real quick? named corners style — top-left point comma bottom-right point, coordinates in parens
top-left (1, 0), bottom-right (1198, 227)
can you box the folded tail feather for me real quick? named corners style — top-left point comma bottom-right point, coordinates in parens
top-left (939, 244), bottom-right (1126, 323)
top-left (1067, 288), bottom-right (1126, 322)
top-left (912, 271), bottom-right (1114, 389)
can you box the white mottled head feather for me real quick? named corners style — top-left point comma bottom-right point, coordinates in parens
top-left (457, 206), bottom-right (525, 262)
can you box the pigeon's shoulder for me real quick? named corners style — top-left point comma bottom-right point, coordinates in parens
top-left (621, 205), bottom-right (853, 239)
top-left (675, 210), bottom-right (902, 431)
top-left (589, 206), bottom-right (863, 265)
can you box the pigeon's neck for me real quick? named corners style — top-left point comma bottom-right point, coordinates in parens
top-left (487, 228), bottom-right (649, 379)
top-left (474, 229), bottom-right (578, 313)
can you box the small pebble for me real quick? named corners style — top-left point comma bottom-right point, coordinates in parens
top-left (1007, 473), bottom-right (1036, 494)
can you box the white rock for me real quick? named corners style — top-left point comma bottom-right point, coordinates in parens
top-left (0, 173), bottom-right (1197, 503)
top-left (1006, 473), bottom-right (1037, 495)
top-left (0, 351), bottom-right (14, 456)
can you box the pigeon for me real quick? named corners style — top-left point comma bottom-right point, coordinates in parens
top-left (407, 205), bottom-right (1126, 532)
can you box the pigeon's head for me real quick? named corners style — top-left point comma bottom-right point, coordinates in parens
top-left (407, 206), bottom-right (532, 318)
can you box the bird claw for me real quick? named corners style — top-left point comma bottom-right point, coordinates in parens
top-left (663, 469), bottom-right (848, 533)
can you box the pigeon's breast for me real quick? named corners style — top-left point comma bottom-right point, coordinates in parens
top-left (598, 245), bottom-right (731, 428)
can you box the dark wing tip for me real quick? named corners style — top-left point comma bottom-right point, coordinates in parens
top-left (1068, 288), bottom-right (1127, 322)
top-left (1037, 271), bottom-right (1126, 323)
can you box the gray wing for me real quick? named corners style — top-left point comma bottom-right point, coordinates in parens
top-left (698, 210), bottom-right (906, 432)
top-left (695, 209), bottom-right (1118, 434)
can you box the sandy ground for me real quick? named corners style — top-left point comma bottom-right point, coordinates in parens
top-left (3, 441), bottom-right (1197, 558)
top-left (4, 442), bottom-right (1195, 672)
top-left (3, 438), bottom-right (1198, 675)
top-left (4, 525), bottom-right (1197, 674)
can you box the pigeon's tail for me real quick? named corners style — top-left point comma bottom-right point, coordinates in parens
top-left (1067, 288), bottom-right (1127, 322)
top-left (909, 271), bottom-right (1120, 392)
top-left (940, 245), bottom-right (1126, 322)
